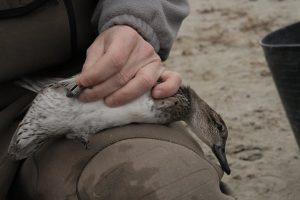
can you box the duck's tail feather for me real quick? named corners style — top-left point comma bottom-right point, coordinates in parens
top-left (14, 76), bottom-right (78, 93)
top-left (14, 77), bottom-right (64, 93)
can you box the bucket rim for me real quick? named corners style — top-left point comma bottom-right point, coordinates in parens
top-left (260, 39), bottom-right (300, 48)
top-left (260, 21), bottom-right (300, 48)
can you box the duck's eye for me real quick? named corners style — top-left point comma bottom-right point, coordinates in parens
top-left (216, 124), bottom-right (224, 132)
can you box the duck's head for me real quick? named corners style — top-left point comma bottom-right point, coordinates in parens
top-left (182, 86), bottom-right (231, 175)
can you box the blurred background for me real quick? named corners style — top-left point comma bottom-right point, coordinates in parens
top-left (165, 0), bottom-right (300, 199)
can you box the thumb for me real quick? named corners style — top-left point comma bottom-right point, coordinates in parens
top-left (152, 71), bottom-right (182, 99)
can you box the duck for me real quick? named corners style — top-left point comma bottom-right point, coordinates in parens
top-left (8, 76), bottom-right (231, 175)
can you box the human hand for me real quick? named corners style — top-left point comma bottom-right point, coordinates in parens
top-left (76, 25), bottom-right (182, 107)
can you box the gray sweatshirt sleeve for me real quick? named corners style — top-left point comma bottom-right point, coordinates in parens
top-left (91, 0), bottom-right (189, 61)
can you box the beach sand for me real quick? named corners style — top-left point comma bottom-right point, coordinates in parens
top-left (166, 0), bottom-right (300, 199)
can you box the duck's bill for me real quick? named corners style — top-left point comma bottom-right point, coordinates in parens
top-left (212, 144), bottom-right (231, 175)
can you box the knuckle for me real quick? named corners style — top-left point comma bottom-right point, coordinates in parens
top-left (172, 72), bottom-right (182, 82)
top-left (154, 63), bottom-right (164, 72)
top-left (138, 72), bottom-right (156, 89)
top-left (108, 51), bottom-right (127, 70)
top-left (141, 42), bottom-right (156, 58)
top-left (80, 75), bottom-right (92, 87)
top-left (115, 71), bottom-right (130, 86)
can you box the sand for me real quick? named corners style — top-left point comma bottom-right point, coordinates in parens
top-left (165, 0), bottom-right (300, 199)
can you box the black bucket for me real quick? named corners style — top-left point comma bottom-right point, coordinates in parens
top-left (261, 22), bottom-right (300, 148)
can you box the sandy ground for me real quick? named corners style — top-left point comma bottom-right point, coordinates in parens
top-left (165, 0), bottom-right (300, 199)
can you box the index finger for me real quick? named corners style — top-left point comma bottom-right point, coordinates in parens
top-left (76, 54), bottom-right (118, 87)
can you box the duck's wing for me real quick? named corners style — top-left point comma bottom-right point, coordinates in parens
top-left (8, 76), bottom-right (78, 160)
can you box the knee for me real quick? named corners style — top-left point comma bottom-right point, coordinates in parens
top-left (10, 137), bottom-right (232, 200)
top-left (78, 139), bottom-right (232, 200)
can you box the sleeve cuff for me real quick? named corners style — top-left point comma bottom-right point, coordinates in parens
top-left (99, 14), bottom-right (160, 53)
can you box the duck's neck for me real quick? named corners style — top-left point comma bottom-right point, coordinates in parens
top-left (180, 87), bottom-right (210, 144)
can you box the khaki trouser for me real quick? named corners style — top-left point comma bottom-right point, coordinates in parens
top-left (0, 1), bottom-right (234, 199)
